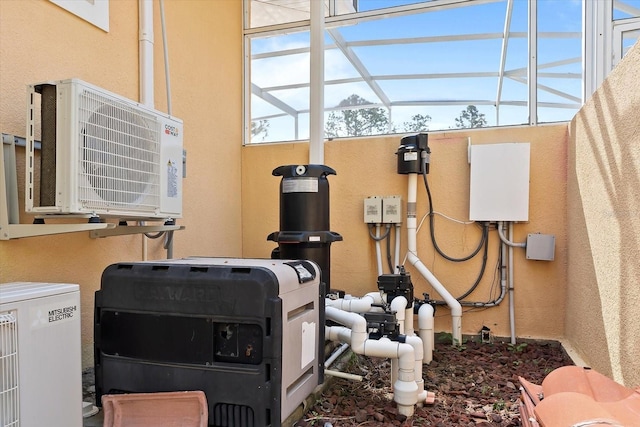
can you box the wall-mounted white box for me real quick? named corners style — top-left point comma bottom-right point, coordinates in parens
top-left (364, 196), bottom-right (382, 223)
top-left (469, 142), bottom-right (530, 222)
top-left (382, 196), bottom-right (402, 224)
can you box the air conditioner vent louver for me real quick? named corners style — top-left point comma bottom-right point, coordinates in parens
top-left (79, 91), bottom-right (160, 211)
top-left (0, 312), bottom-right (19, 427)
top-left (27, 78), bottom-right (183, 219)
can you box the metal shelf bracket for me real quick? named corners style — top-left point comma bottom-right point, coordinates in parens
top-left (2, 134), bottom-right (183, 240)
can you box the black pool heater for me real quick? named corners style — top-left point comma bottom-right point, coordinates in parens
top-left (94, 164), bottom-right (341, 427)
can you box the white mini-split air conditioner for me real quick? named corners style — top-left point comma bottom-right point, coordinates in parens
top-left (26, 78), bottom-right (183, 220)
top-left (0, 282), bottom-right (83, 427)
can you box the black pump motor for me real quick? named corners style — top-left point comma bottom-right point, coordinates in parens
top-left (396, 133), bottom-right (430, 174)
top-left (268, 164), bottom-right (342, 293)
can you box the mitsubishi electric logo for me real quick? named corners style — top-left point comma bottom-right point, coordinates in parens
top-left (48, 305), bottom-right (78, 322)
top-left (29, 300), bottom-right (78, 329)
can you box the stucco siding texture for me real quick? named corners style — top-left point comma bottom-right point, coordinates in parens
top-left (567, 40), bottom-right (640, 388)
top-left (0, 0), bottom-right (243, 368)
top-left (242, 125), bottom-right (569, 341)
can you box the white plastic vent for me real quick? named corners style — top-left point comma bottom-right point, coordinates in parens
top-left (0, 312), bottom-right (19, 427)
top-left (26, 78), bottom-right (183, 219)
top-left (78, 90), bottom-right (161, 212)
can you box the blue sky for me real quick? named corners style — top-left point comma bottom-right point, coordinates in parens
top-left (249, 0), bottom-right (638, 142)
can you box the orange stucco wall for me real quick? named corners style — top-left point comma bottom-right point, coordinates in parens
top-left (0, 0), bottom-right (243, 367)
top-left (242, 124), bottom-right (569, 341)
top-left (567, 40), bottom-right (640, 387)
top-left (2, 0), bottom-right (638, 389)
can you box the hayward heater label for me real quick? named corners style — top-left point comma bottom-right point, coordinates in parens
top-left (29, 299), bottom-right (78, 329)
top-left (283, 178), bottom-right (318, 193)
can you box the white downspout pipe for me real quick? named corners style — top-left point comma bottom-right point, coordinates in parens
top-left (418, 302), bottom-right (434, 364)
top-left (406, 173), bottom-right (462, 345)
top-left (139, 0), bottom-right (153, 261)
top-left (139, 0), bottom-right (154, 107)
top-left (325, 307), bottom-right (419, 416)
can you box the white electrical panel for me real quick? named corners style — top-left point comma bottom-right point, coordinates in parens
top-left (469, 143), bottom-right (530, 222)
top-left (364, 197), bottom-right (382, 223)
top-left (382, 196), bottom-right (402, 224)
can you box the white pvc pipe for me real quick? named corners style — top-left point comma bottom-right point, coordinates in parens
top-left (404, 307), bottom-right (415, 336)
top-left (309, 0), bottom-right (324, 164)
top-left (139, 0), bottom-right (154, 107)
top-left (324, 343), bottom-right (350, 368)
top-left (389, 296), bottom-right (407, 393)
top-left (405, 173), bottom-right (462, 345)
top-left (324, 369), bottom-right (363, 382)
top-left (326, 292), bottom-right (382, 313)
top-left (405, 335), bottom-right (428, 406)
top-left (390, 296), bottom-right (408, 335)
top-left (394, 224), bottom-right (401, 274)
top-left (418, 303), bottom-right (434, 364)
top-left (407, 252), bottom-right (462, 345)
top-left (325, 307), bottom-right (418, 416)
top-left (362, 338), bottom-right (418, 417)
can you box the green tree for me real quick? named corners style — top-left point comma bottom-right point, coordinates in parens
top-left (251, 119), bottom-right (270, 142)
top-left (455, 105), bottom-right (487, 129)
top-left (325, 94), bottom-right (389, 138)
top-left (401, 113), bottom-right (432, 132)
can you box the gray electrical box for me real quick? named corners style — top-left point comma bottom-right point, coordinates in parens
top-left (526, 233), bottom-right (555, 261)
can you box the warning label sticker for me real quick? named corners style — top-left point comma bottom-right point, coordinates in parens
top-left (282, 178), bottom-right (318, 193)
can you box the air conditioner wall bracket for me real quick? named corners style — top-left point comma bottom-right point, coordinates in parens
top-left (3, 134), bottom-right (184, 240)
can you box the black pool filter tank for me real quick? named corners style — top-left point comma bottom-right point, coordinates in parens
top-left (268, 164), bottom-right (342, 294)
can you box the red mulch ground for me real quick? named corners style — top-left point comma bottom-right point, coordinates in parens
top-left (295, 339), bottom-right (573, 427)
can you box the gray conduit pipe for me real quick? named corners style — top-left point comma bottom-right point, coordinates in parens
top-left (497, 221), bottom-right (526, 345)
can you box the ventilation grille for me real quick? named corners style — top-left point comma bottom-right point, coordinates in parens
top-left (213, 403), bottom-right (255, 427)
top-left (78, 89), bottom-right (161, 212)
top-left (0, 312), bottom-right (19, 427)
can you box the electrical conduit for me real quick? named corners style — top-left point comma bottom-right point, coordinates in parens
top-left (497, 221), bottom-right (525, 345)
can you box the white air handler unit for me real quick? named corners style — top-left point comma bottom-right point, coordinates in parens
top-left (26, 78), bottom-right (183, 220)
top-left (0, 282), bottom-right (82, 427)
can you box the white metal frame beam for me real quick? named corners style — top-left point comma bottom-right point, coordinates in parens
top-left (244, 0), bottom-right (629, 143)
